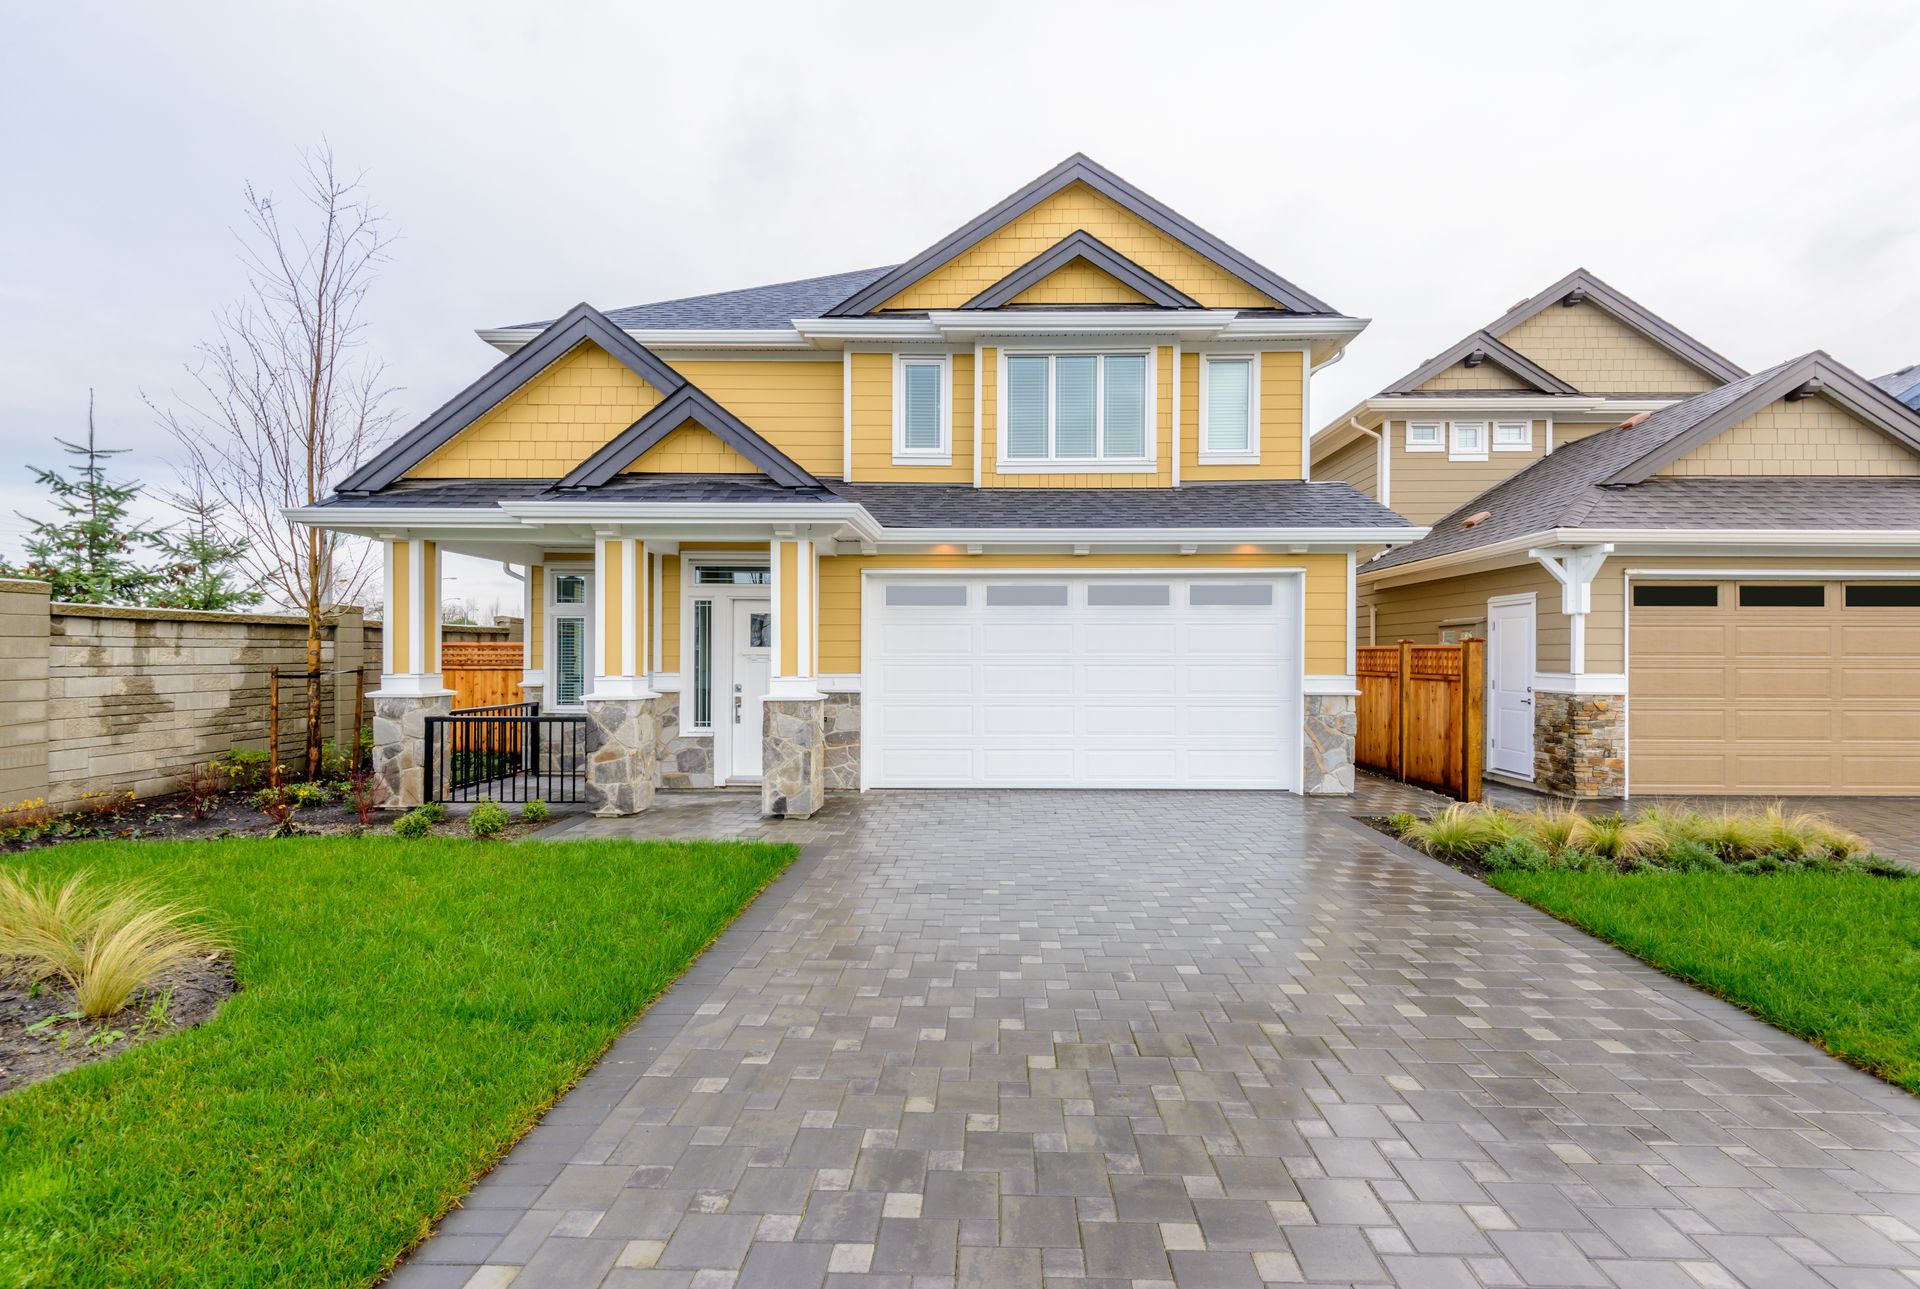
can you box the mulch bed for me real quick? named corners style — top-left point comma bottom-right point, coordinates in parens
top-left (4, 790), bottom-right (553, 850)
top-left (0, 955), bottom-right (237, 1095)
top-left (1358, 815), bottom-right (1497, 880)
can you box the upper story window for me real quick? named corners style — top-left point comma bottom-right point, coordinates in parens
top-left (1406, 421), bottom-right (1443, 452)
top-left (893, 354), bottom-right (951, 463)
top-left (1200, 355), bottom-right (1260, 463)
top-left (1002, 351), bottom-right (1151, 468)
top-left (1492, 420), bottom-right (1532, 452)
top-left (1448, 420), bottom-right (1488, 461)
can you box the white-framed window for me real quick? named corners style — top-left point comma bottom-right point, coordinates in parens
top-left (1492, 420), bottom-right (1533, 452)
top-left (1449, 420), bottom-right (1488, 461)
top-left (1405, 421), bottom-right (1443, 452)
top-left (1199, 354), bottom-right (1260, 463)
top-left (1000, 350), bottom-right (1153, 468)
top-left (892, 353), bottom-right (951, 463)
top-left (545, 568), bottom-right (592, 711)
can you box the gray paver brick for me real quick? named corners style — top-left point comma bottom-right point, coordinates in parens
top-left (391, 790), bottom-right (1920, 1289)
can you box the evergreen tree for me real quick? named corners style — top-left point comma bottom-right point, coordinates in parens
top-left (2, 392), bottom-right (159, 604)
top-left (146, 489), bottom-right (262, 611)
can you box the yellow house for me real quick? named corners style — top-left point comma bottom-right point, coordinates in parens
top-left (297, 155), bottom-right (1421, 816)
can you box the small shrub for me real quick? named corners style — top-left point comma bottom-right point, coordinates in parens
top-left (77, 790), bottom-right (135, 824)
top-left (1481, 835), bottom-right (1552, 873)
top-left (214, 748), bottom-right (273, 792)
top-left (1384, 811), bottom-right (1418, 837)
top-left (468, 800), bottom-right (509, 839)
top-left (1402, 805), bottom-right (1499, 860)
top-left (252, 788), bottom-right (301, 838)
top-left (1656, 838), bottom-right (1727, 873)
top-left (177, 763), bottom-right (225, 820)
top-left (1846, 854), bottom-right (1916, 879)
top-left (522, 798), bottom-right (550, 824)
top-left (417, 801), bottom-right (447, 825)
top-left (0, 797), bottom-right (59, 844)
top-left (392, 809), bottom-right (433, 839)
top-left (285, 781), bottom-right (333, 809)
top-left (344, 765), bottom-right (380, 826)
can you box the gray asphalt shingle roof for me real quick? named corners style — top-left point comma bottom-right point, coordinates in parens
top-left (509, 267), bottom-right (896, 331)
top-left (825, 480), bottom-right (1409, 529)
top-left (316, 475), bottom-right (836, 508)
top-left (1877, 364), bottom-right (1920, 410)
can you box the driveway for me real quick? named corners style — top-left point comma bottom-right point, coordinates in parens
top-left (393, 791), bottom-right (1920, 1288)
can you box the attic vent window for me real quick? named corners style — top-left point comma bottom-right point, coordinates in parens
top-left (1564, 288), bottom-right (1587, 306)
top-left (1463, 350), bottom-right (1485, 368)
top-left (1787, 378), bottom-right (1824, 401)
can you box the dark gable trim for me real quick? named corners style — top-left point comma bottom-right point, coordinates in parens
top-left (1384, 330), bottom-right (1580, 395)
top-left (1487, 268), bottom-right (1748, 385)
top-left (961, 230), bottom-right (1202, 310)
top-left (825, 153), bottom-right (1336, 316)
top-left (559, 385), bottom-right (819, 490)
top-left (1604, 352), bottom-right (1920, 485)
top-left (339, 303), bottom-right (689, 493)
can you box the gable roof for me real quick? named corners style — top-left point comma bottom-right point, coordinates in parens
top-left (1876, 364), bottom-right (1920, 410)
top-left (1483, 268), bottom-right (1747, 385)
top-left (507, 267), bottom-right (896, 333)
top-left (962, 230), bottom-right (1202, 310)
top-left (1366, 352), bottom-right (1920, 573)
top-left (825, 153), bottom-right (1337, 317)
top-left (558, 384), bottom-right (820, 490)
top-left (1383, 330), bottom-right (1580, 395)
top-left (341, 303), bottom-right (690, 494)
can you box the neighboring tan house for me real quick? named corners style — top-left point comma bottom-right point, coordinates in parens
top-left (295, 154), bottom-right (1420, 816)
top-left (1345, 351), bottom-right (1920, 798)
top-left (1311, 268), bottom-right (1748, 530)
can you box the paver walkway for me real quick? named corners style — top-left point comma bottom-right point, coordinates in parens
top-left (393, 791), bottom-right (1920, 1288)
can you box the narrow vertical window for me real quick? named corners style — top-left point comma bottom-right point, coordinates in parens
top-left (554, 618), bottom-right (585, 707)
top-left (1202, 356), bottom-right (1254, 456)
top-left (1055, 355), bottom-right (1097, 457)
top-left (1103, 354), bottom-right (1146, 457)
top-left (898, 358), bottom-right (945, 456)
top-left (1006, 355), bottom-right (1050, 458)
top-left (691, 600), bottom-right (713, 728)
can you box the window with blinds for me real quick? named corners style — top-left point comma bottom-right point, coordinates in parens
top-left (1002, 352), bottom-right (1151, 464)
top-left (894, 355), bottom-right (949, 460)
top-left (554, 617), bottom-right (585, 707)
top-left (1201, 355), bottom-right (1255, 459)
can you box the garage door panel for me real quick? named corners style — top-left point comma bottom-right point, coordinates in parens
top-left (1631, 579), bottom-right (1920, 794)
top-left (867, 574), bottom-right (1298, 790)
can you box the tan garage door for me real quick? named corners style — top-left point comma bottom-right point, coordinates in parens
top-left (1629, 580), bottom-right (1920, 794)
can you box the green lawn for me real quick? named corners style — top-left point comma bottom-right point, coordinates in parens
top-left (1494, 869), bottom-right (1920, 1095)
top-left (0, 834), bottom-right (796, 1287)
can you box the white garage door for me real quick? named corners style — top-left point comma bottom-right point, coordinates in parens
top-left (864, 574), bottom-right (1301, 789)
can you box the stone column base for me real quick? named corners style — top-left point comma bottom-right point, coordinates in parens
top-left (585, 696), bottom-right (659, 817)
top-left (1534, 693), bottom-right (1626, 798)
top-left (1302, 693), bottom-right (1357, 795)
top-left (371, 690), bottom-right (453, 809)
top-left (823, 692), bottom-right (861, 792)
top-left (654, 692), bottom-right (715, 790)
top-left (763, 697), bottom-right (826, 819)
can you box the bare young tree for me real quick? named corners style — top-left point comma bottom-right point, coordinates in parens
top-left (155, 145), bottom-right (398, 778)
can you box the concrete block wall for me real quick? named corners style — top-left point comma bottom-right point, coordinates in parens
top-left (0, 580), bottom-right (52, 805)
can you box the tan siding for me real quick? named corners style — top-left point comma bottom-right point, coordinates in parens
top-left (1370, 563), bottom-right (1572, 671)
top-left (1384, 418), bottom-right (1551, 524)
top-left (1416, 361), bottom-right (1529, 392)
top-left (1315, 433), bottom-right (1378, 499)
top-left (880, 183), bottom-right (1277, 311)
top-left (1658, 395), bottom-right (1920, 477)
top-left (1500, 301), bottom-right (1718, 394)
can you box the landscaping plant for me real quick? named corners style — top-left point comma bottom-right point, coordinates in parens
top-left (177, 763), bottom-right (224, 821)
top-left (343, 764), bottom-right (380, 826)
top-left (251, 788), bottom-right (300, 839)
top-left (0, 866), bottom-right (222, 1018)
top-left (391, 809), bottom-right (432, 839)
top-left (467, 800), bottom-right (509, 840)
top-left (522, 798), bottom-right (549, 824)
top-left (214, 748), bottom-right (272, 793)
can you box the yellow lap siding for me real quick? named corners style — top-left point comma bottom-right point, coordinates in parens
top-left (817, 552), bottom-right (1347, 675)
top-left (659, 556), bottom-right (680, 672)
top-left (621, 422), bottom-right (760, 475)
top-left (1182, 350), bottom-right (1305, 482)
top-left (600, 540), bottom-right (624, 674)
top-left (849, 351), bottom-right (975, 483)
top-left (878, 183), bottom-right (1278, 311)
top-left (981, 345), bottom-right (1174, 489)
top-left (665, 358), bottom-right (843, 477)
top-left (406, 343), bottom-right (666, 479)
top-left (527, 565), bottom-right (545, 670)
top-left (1007, 259), bottom-right (1150, 306)
top-left (776, 541), bottom-right (801, 678)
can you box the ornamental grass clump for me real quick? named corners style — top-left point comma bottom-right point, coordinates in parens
top-left (1399, 804), bottom-right (1500, 860)
top-left (0, 867), bottom-right (224, 1018)
top-left (1572, 813), bottom-right (1664, 863)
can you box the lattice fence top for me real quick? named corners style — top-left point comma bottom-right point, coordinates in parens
top-left (441, 641), bottom-right (524, 668)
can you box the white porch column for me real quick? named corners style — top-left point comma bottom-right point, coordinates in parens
top-left (583, 535), bottom-right (659, 816)
top-left (369, 537), bottom-right (453, 808)
top-left (764, 536), bottom-right (826, 818)
top-left (1529, 543), bottom-right (1613, 674)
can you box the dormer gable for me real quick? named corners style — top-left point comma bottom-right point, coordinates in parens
top-left (827, 154), bottom-right (1337, 316)
top-left (1385, 331), bottom-right (1580, 396)
top-left (1485, 268), bottom-right (1745, 395)
top-left (963, 230), bottom-right (1202, 310)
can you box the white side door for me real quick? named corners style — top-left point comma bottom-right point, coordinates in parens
top-left (1487, 596), bottom-right (1535, 778)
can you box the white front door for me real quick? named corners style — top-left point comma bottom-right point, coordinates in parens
top-left (728, 599), bottom-right (772, 780)
top-left (1487, 597), bottom-right (1536, 778)
top-left (864, 574), bottom-right (1300, 789)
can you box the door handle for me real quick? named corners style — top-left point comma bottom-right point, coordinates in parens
top-left (734, 693), bottom-right (742, 724)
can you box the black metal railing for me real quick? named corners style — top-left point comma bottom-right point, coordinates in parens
top-left (424, 704), bottom-right (586, 804)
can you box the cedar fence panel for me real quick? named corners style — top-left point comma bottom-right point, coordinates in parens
top-left (442, 641), bottom-right (525, 711)
top-left (1354, 638), bottom-right (1484, 802)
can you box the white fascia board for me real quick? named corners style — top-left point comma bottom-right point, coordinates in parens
top-left (870, 525), bottom-right (1426, 549)
top-left (1214, 315), bottom-right (1369, 342)
top-left (284, 505), bottom-right (531, 531)
top-left (926, 309), bottom-right (1238, 342)
top-left (477, 327), bottom-right (813, 355)
top-left (790, 317), bottom-right (942, 346)
top-left (499, 500), bottom-right (883, 539)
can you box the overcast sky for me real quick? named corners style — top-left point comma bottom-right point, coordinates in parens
top-left (5, 1), bottom-right (1918, 614)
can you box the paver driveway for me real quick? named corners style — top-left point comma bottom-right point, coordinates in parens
top-left (394, 791), bottom-right (1920, 1288)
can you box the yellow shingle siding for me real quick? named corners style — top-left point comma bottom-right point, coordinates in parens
top-left (405, 342), bottom-right (666, 479)
top-left (878, 183), bottom-right (1277, 311)
top-left (849, 351), bottom-right (975, 484)
top-left (1657, 396), bottom-right (1920, 477)
top-left (817, 552), bottom-right (1347, 675)
top-left (1180, 350), bottom-right (1305, 482)
top-left (620, 422), bottom-right (759, 475)
top-left (1006, 259), bottom-right (1150, 306)
top-left (665, 358), bottom-right (843, 477)
top-left (1500, 302), bottom-right (1717, 394)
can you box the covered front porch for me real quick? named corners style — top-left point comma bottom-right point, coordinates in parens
top-left (353, 504), bottom-right (861, 819)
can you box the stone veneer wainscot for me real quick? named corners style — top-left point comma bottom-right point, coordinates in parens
top-left (1533, 693), bottom-right (1626, 797)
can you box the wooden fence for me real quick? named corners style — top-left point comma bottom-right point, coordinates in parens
top-left (1356, 639), bottom-right (1485, 801)
top-left (442, 641), bottom-right (526, 710)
